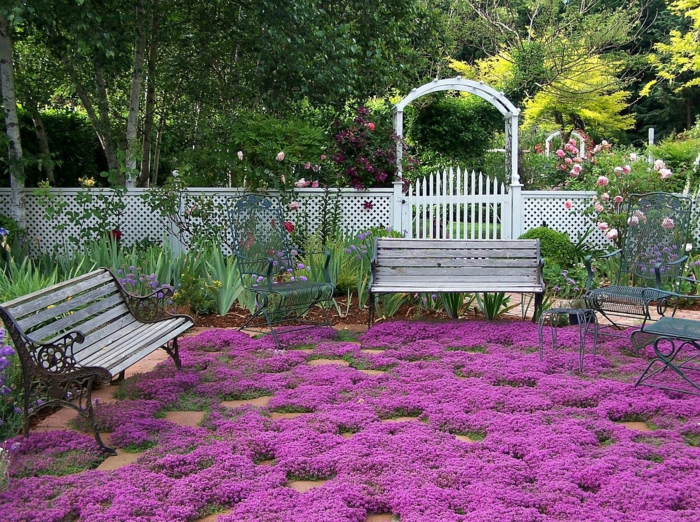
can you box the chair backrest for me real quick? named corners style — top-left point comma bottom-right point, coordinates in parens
top-left (619, 192), bottom-right (692, 285)
top-left (227, 194), bottom-right (295, 280)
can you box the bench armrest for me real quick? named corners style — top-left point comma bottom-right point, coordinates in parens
top-left (122, 286), bottom-right (181, 322)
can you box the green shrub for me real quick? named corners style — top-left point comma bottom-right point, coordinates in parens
top-left (519, 226), bottom-right (575, 265)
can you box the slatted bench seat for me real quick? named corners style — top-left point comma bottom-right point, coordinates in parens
top-left (0, 268), bottom-right (193, 454)
top-left (368, 238), bottom-right (545, 326)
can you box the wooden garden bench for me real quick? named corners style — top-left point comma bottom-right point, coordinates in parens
top-left (368, 238), bottom-right (545, 326)
top-left (0, 268), bottom-right (193, 454)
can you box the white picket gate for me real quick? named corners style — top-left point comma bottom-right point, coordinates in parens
top-left (404, 167), bottom-right (512, 239)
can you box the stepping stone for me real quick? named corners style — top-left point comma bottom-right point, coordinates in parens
top-left (340, 432), bottom-right (355, 439)
top-left (366, 514), bottom-right (394, 522)
top-left (221, 396), bottom-right (272, 408)
top-left (257, 459), bottom-right (275, 466)
top-left (360, 369), bottom-right (386, 375)
top-left (194, 510), bottom-right (233, 522)
top-left (125, 350), bottom-right (171, 378)
top-left (297, 348), bottom-right (314, 353)
top-left (334, 324), bottom-right (368, 334)
top-left (307, 358), bottom-right (350, 366)
top-left (164, 411), bottom-right (206, 427)
top-left (382, 417), bottom-right (419, 423)
top-left (33, 409), bottom-right (79, 432)
top-left (270, 412), bottom-right (309, 420)
top-left (288, 480), bottom-right (328, 492)
top-left (620, 421), bottom-right (652, 432)
top-left (455, 434), bottom-right (474, 443)
top-left (92, 384), bottom-right (120, 404)
top-left (360, 349), bottom-right (384, 354)
top-left (96, 450), bottom-right (143, 471)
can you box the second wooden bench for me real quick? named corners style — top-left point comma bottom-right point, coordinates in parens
top-left (368, 238), bottom-right (545, 326)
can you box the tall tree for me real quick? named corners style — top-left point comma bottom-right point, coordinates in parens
top-left (0, 9), bottom-right (24, 226)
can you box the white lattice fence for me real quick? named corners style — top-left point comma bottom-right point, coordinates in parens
top-left (0, 187), bottom-right (395, 254)
top-left (521, 190), bottom-right (608, 247)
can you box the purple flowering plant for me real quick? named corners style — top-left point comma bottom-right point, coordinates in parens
top-left (4, 322), bottom-right (700, 520)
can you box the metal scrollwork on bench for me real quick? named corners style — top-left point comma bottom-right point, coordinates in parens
top-left (123, 286), bottom-right (176, 322)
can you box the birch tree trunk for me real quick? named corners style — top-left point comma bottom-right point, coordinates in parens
top-left (125, 0), bottom-right (146, 188)
top-left (94, 64), bottom-right (119, 180)
top-left (138, 0), bottom-right (159, 187)
top-left (0, 13), bottom-right (24, 228)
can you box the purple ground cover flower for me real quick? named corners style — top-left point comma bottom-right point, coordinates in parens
top-left (4, 320), bottom-right (700, 521)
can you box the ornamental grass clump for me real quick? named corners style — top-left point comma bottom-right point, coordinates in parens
top-left (5, 321), bottom-right (700, 520)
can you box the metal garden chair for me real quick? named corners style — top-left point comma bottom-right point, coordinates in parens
top-left (227, 194), bottom-right (335, 346)
top-left (584, 192), bottom-right (693, 335)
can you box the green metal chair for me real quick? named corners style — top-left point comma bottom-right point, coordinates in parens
top-left (584, 192), bottom-right (693, 334)
top-left (227, 194), bottom-right (335, 346)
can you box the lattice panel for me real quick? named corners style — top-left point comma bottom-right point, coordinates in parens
top-left (521, 190), bottom-right (608, 248)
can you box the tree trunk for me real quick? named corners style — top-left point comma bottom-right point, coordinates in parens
top-left (0, 13), bottom-right (25, 228)
top-left (125, 0), bottom-right (147, 188)
top-left (138, 0), bottom-right (159, 188)
top-left (27, 99), bottom-right (55, 185)
top-left (62, 56), bottom-right (118, 176)
top-left (152, 105), bottom-right (168, 186)
top-left (94, 63), bottom-right (119, 180)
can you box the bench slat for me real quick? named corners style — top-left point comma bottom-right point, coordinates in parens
top-left (108, 321), bottom-right (193, 377)
top-left (28, 293), bottom-right (125, 343)
top-left (17, 283), bottom-right (120, 333)
top-left (376, 257), bottom-right (539, 267)
top-left (379, 239), bottom-right (539, 249)
top-left (71, 311), bottom-right (139, 361)
top-left (4, 270), bottom-right (113, 319)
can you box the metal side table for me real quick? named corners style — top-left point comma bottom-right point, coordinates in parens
top-left (539, 307), bottom-right (598, 372)
top-left (631, 316), bottom-right (700, 395)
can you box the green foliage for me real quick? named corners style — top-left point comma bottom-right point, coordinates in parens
top-left (409, 94), bottom-right (502, 177)
top-left (174, 255), bottom-right (216, 316)
top-left (519, 227), bottom-right (575, 265)
top-left (34, 180), bottom-right (125, 250)
top-left (439, 292), bottom-right (475, 319)
top-left (475, 292), bottom-right (518, 320)
top-left (204, 247), bottom-right (243, 317)
top-left (0, 257), bottom-right (58, 302)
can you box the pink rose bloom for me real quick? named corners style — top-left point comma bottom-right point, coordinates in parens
top-left (276, 151), bottom-right (285, 161)
top-left (289, 201), bottom-right (300, 210)
top-left (602, 193), bottom-right (610, 201)
top-left (565, 157), bottom-right (572, 165)
top-left (628, 216), bottom-right (639, 226)
top-left (660, 168), bottom-right (672, 179)
top-left (622, 165), bottom-right (631, 174)
top-left (592, 195), bottom-right (598, 201)
top-left (295, 178), bottom-right (307, 188)
top-left (597, 176), bottom-right (609, 186)
top-left (595, 203), bottom-right (604, 212)
top-left (629, 153), bottom-right (638, 161)
top-left (304, 162), bottom-right (311, 169)
top-left (614, 166), bottom-right (623, 173)
top-left (311, 180), bottom-right (319, 188)
top-left (572, 164), bottom-right (582, 173)
top-left (556, 149), bottom-right (566, 158)
top-left (606, 228), bottom-right (618, 240)
top-left (593, 144), bottom-right (602, 153)
top-left (614, 195), bottom-right (623, 203)
top-left (312, 165), bottom-right (319, 172)
top-left (367, 122), bottom-right (375, 131)
top-left (598, 222), bottom-right (609, 231)
top-left (573, 157), bottom-right (583, 164)
top-left (320, 154), bottom-right (327, 160)
top-left (569, 170), bottom-right (579, 178)
top-left (284, 221), bottom-right (294, 233)
top-left (662, 217), bottom-right (675, 230)
top-left (654, 159), bottom-right (666, 171)
top-left (564, 200), bottom-right (573, 210)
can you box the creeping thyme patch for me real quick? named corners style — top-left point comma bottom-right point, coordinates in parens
top-left (4, 322), bottom-right (700, 521)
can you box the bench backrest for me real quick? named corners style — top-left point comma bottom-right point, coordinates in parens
top-left (370, 238), bottom-right (544, 293)
top-left (0, 268), bottom-right (129, 344)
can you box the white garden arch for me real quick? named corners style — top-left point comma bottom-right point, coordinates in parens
top-left (392, 77), bottom-right (521, 186)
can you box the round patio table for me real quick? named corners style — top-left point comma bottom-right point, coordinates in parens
top-left (538, 307), bottom-right (598, 372)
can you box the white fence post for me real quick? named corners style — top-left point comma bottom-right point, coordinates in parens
top-left (392, 180), bottom-right (407, 236)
